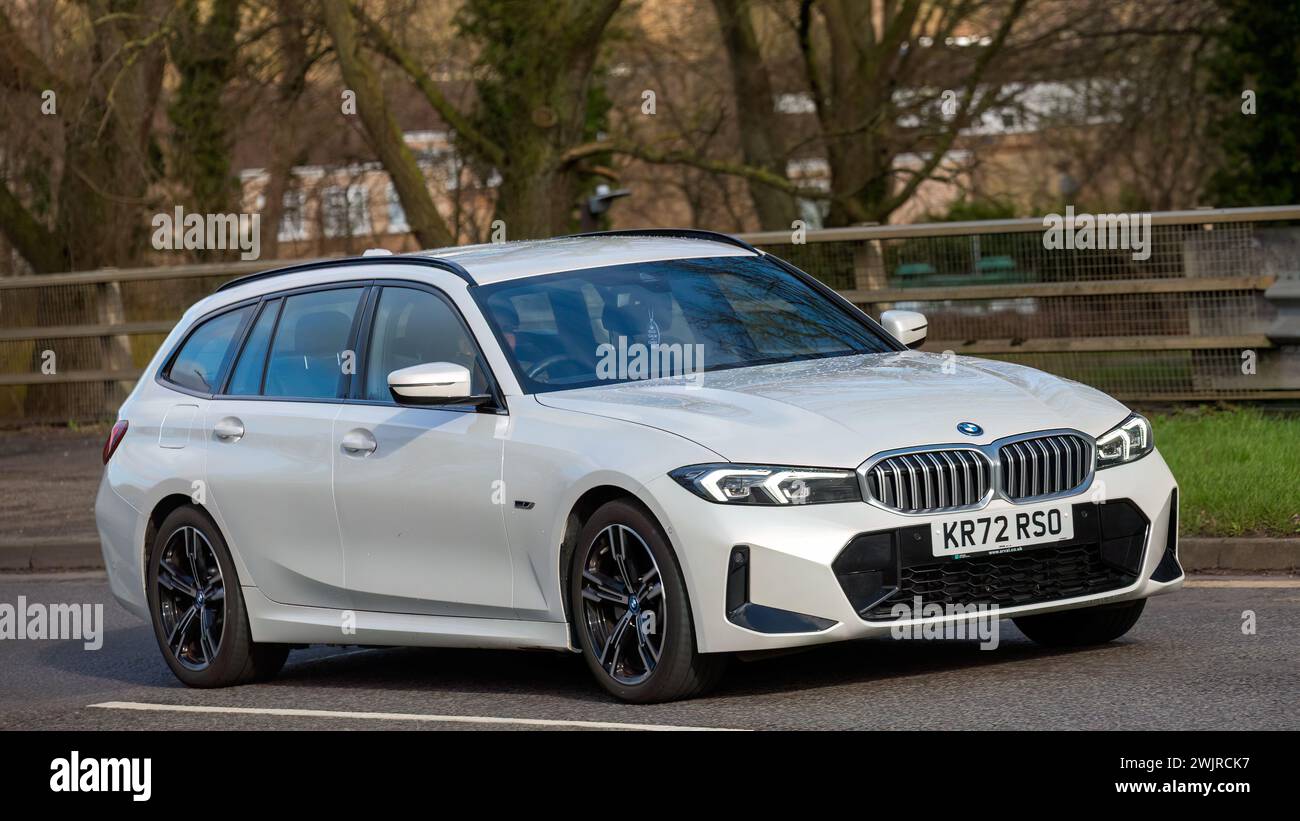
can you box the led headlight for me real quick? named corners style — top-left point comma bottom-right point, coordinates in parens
top-left (669, 464), bottom-right (862, 505)
top-left (1095, 413), bottom-right (1154, 469)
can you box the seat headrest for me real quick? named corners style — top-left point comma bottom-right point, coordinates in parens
top-left (600, 302), bottom-right (642, 340)
top-left (600, 292), bottom-right (673, 341)
top-left (292, 310), bottom-right (351, 354)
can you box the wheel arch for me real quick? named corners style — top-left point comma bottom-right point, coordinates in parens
top-left (143, 495), bottom-right (229, 582)
top-left (557, 484), bottom-right (698, 651)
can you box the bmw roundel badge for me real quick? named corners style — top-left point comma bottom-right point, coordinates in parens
top-left (956, 422), bottom-right (983, 436)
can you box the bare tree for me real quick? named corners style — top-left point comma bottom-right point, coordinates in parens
top-left (0, 0), bottom-right (170, 272)
top-left (323, 0), bottom-right (621, 240)
top-left (322, 0), bottom-right (456, 245)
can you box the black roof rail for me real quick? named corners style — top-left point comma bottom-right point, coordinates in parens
top-left (566, 228), bottom-right (761, 254)
top-left (215, 254), bottom-right (475, 292)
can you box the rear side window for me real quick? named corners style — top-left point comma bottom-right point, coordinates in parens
top-left (226, 299), bottom-right (281, 395)
top-left (165, 306), bottom-right (252, 393)
top-left (263, 288), bottom-right (363, 398)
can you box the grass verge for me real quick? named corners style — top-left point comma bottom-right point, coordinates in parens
top-left (1150, 407), bottom-right (1299, 537)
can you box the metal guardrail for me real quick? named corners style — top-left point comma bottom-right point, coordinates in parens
top-left (1, 205), bottom-right (1298, 422)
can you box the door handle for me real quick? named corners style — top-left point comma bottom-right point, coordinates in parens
top-left (213, 416), bottom-right (244, 442)
top-left (340, 428), bottom-right (377, 456)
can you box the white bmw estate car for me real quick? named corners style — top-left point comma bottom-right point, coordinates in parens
top-left (95, 230), bottom-right (1182, 702)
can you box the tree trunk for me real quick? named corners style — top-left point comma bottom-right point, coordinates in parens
top-left (169, 0), bottom-right (244, 227)
top-left (711, 0), bottom-right (798, 229)
top-left (495, 162), bottom-right (578, 239)
top-left (322, 0), bottom-right (454, 248)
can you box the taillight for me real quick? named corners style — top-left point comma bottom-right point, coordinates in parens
top-left (103, 419), bottom-right (129, 464)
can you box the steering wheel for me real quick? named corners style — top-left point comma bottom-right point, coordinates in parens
top-left (526, 353), bottom-right (577, 381)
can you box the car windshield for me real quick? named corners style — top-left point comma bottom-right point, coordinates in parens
top-left (475, 255), bottom-right (897, 393)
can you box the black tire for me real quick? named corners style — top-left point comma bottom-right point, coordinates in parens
top-left (1013, 598), bottom-right (1147, 647)
top-left (146, 506), bottom-right (289, 687)
top-left (569, 499), bottom-right (726, 703)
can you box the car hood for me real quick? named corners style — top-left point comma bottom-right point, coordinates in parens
top-left (534, 352), bottom-right (1131, 466)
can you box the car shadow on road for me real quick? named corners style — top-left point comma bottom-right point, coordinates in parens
top-left (35, 620), bottom-right (1137, 708)
top-left (259, 629), bottom-right (1134, 706)
top-left (714, 633), bottom-right (1135, 700)
top-left (33, 624), bottom-right (180, 691)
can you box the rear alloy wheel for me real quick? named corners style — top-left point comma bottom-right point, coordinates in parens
top-left (570, 499), bottom-right (725, 703)
top-left (156, 524), bottom-right (225, 671)
top-left (1013, 598), bottom-right (1147, 647)
top-left (147, 507), bottom-right (288, 687)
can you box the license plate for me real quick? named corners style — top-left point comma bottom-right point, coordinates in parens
top-left (931, 503), bottom-right (1073, 558)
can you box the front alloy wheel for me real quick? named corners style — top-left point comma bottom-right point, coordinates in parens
top-left (580, 523), bottom-right (667, 685)
top-left (570, 499), bottom-right (726, 703)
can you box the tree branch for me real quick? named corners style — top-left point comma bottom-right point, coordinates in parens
top-left (0, 7), bottom-right (66, 93)
top-left (0, 177), bottom-right (66, 273)
top-left (797, 0), bottom-right (828, 122)
top-left (568, 139), bottom-right (829, 202)
top-left (350, 1), bottom-right (504, 167)
top-left (321, 0), bottom-right (454, 247)
top-left (877, 0), bottom-right (1029, 216)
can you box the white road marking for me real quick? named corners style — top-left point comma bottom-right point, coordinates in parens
top-left (1184, 579), bottom-right (1300, 588)
top-left (88, 701), bottom-right (744, 731)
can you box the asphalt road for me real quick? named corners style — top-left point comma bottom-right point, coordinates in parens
top-left (0, 573), bottom-right (1296, 731)
top-left (0, 428), bottom-right (102, 544)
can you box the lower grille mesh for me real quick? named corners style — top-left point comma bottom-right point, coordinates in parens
top-left (864, 542), bottom-right (1135, 620)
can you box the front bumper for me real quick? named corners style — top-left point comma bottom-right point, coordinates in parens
top-left (649, 449), bottom-right (1182, 654)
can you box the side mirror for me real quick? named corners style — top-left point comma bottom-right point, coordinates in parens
top-left (388, 362), bottom-right (480, 405)
top-left (880, 310), bottom-right (928, 349)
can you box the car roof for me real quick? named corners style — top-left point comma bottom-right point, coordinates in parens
top-left (408, 234), bottom-right (758, 285)
top-left (211, 233), bottom-right (762, 305)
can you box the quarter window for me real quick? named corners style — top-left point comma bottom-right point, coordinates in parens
top-left (165, 306), bottom-right (252, 393)
top-left (263, 288), bottom-right (364, 398)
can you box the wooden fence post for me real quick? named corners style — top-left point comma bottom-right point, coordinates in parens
top-left (852, 237), bottom-right (889, 315)
top-left (95, 279), bottom-right (134, 416)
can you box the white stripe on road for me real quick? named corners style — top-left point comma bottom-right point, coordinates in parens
top-left (1183, 579), bottom-right (1300, 588)
top-left (88, 701), bottom-right (744, 731)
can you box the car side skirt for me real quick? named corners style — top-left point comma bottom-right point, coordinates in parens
top-left (243, 587), bottom-right (573, 651)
